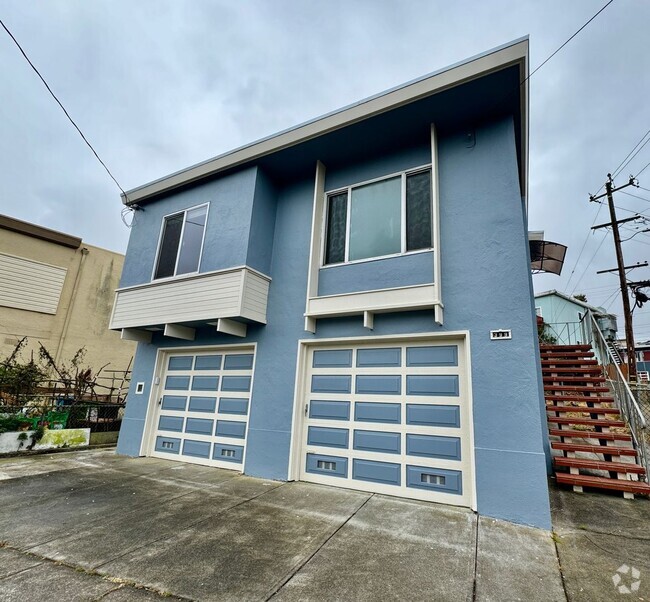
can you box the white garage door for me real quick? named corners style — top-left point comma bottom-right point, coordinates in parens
top-left (150, 348), bottom-right (255, 470)
top-left (298, 339), bottom-right (474, 507)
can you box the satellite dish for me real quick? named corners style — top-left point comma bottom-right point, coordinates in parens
top-left (530, 240), bottom-right (567, 275)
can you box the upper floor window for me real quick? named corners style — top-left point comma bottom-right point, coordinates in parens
top-left (153, 204), bottom-right (208, 280)
top-left (324, 168), bottom-right (432, 265)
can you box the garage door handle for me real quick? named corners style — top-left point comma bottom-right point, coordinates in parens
top-left (305, 403), bottom-right (309, 416)
top-left (158, 397), bottom-right (163, 406)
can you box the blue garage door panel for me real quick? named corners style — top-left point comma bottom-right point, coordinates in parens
top-left (355, 375), bottom-right (401, 395)
top-left (406, 465), bottom-right (462, 495)
top-left (188, 396), bottom-right (217, 413)
top-left (312, 349), bottom-right (352, 368)
top-left (191, 376), bottom-right (219, 391)
top-left (155, 436), bottom-right (181, 454)
top-left (185, 418), bottom-right (214, 436)
top-left (221, 376), bottom-right (251, 392)
top-left (406, 434), bottom-right (461, 460)
top-left (158, 415), bottom-right (184, 432)
top-left (213, 444), bottom-right (244, 463)
top-left (161, 395), bottom-right (187, 411)
top-left (219, 398), bottom-right (249, 415)
top-left (311, 375), bottom-right (352, 394)
top-left (224, 354), bottom-right (254, 370)
top-left (306, 453), bottom-right (348, 478)
top-left (354, 402), bottom-right (401, 424)
top-left (354, 401), bottom-right (402, 424)
top-left (406, 404), bottom-right (460, 428)
top-left (216, 420), bottom-right (247, 439)
top-left (356, 348), bottom-right (401, 367)
top-left (307, 426), bottom-right (349, 449)
top-left (182, 439), bottom-right (211, 458)
top-left (165, 376), bottom-right (190, 391)
top-left (406, 375), bottom-right (459, 396)
top-left (168, 356), bottom-right (193, 370)
top-left (353, 459), bottom-right (401, 486)
top-left (353, 430), bottom-right (400, 454)
top-left (194, 355), bottom-right (222, 370)
top-left (406, 346), bottom-right (458, 367)
top-left (309, 400), bottom-right (350, 421)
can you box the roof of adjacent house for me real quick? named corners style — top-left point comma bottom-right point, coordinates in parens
top-left (122, 37), bottom-right (529, 206)
top-left (0, 214), bottom-right (82, 249)
top-left (534, 289), bottom-right (612, 316)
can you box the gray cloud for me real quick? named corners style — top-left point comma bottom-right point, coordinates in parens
top-left (1, 0), bottom-right (649, 333)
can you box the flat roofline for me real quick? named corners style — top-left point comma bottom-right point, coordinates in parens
top-left (123, 36), bottom-right (529, 205)
top-left (0, 214), bottom-right (82, 249)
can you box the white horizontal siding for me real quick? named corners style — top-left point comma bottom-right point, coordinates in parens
top-left (241, 271), bottom-right (270, 324)
top-left (110, 267), bottom-right (270, 329)
top-left (0, 253), bottom-right (67, 315)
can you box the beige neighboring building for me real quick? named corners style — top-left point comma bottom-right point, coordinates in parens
top-left (0, 214), bottom-right (136, 377)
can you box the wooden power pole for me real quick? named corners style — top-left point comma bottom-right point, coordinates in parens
top-left (590, 175), bottom-right (640, 380)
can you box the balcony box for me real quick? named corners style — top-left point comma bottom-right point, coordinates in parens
top-left (109, 266), bottom-right (270, 339)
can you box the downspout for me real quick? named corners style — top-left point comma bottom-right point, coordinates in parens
top-left (54, 246), bottom-right (89, 364)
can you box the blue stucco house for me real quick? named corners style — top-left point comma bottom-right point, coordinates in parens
top-left (110, 37), bottom-right (552, 529)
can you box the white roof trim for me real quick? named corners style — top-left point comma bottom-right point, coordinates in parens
top-left (123, 37), bottom-right (529, 205)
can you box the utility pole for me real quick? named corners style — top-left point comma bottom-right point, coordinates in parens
top-left (590, 175), bottom-right (639, 380)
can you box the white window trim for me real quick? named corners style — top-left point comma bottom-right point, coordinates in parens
top-left (151, 202), bottom-right (210, 282)
top-left (321, 164), bottom-right (433, 268)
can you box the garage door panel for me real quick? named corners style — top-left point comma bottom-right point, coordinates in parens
top-left (309, 400), bottom-right (350, 421)
top-left (354, 401), bottom-right (401, 423)
top-left (299, 339), bottom-right (473, 508)
top-left (406, 404), bottom-right (460, 428)
top-left (150, 348), bottom-right (255, 470)
top-left (356, 348), bottom-right (401, 367)
top-left (406, 345), bottom-right (458, 367)
top-left (406, 374), bottom-right (459, 396)
top-left (355, 374), bottom-right (401, 395)
top-left (353, 430), bottom-right (401, 454)
top-left (188, 396), bottom-right (217, 413)
top-left (406, 434), bottom-right (461, 460)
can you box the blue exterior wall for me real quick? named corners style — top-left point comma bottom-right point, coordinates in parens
top-left (117, 115), bottom-right (550, 529)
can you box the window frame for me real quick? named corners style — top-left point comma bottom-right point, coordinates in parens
top-left (320, 164), bottom-right (433, 268)
top-left (151, 203), bottom-right (210, 282)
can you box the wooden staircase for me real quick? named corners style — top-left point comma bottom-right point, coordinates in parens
top-left (541, 343), bottom-right (650, 498)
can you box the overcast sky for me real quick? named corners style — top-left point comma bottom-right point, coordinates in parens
top-left (2, 1), bottom-right (650, 337)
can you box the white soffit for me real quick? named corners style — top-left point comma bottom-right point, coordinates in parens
top-left (123, 37), bottom-right (529, 205)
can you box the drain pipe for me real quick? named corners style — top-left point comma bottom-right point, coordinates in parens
top-left (54, 246), bottom-right (89, 364)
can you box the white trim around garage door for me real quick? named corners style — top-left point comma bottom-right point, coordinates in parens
top-left (139, 342), bottom-right (258, 465)
top-left (287, 331), bottom-right (477, 511)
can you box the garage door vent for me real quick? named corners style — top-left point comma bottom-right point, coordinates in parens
top-left (221, 449), bottom-right (236, 458)
top-left (161, 441), bottom-right (174, 449)
top-left (317, 460), bottom-right (337, 471)
top-left (421, 474), bottom-right (445, 485)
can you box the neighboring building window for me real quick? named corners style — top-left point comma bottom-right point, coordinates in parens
top-left (154, 204), bottom-right (208, 279)
top-left (535, 306), bottom-right (542, 317)
top-left (323, 168), bottom-right (432, 265)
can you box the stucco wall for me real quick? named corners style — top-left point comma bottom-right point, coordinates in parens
top-left (0, 230), bottom-right (135, 375)
top-left (117, 115), bottom-right (550, 529)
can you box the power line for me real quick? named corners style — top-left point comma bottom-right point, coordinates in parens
top-left (635, 159), bottom-right (650, 179)
top-left (0, 18), bottom-right (127, 199)
top-left (570, 231), bottom-right (608, 295)
top-left (620, 190), bottom-right (650, 203)
top-left (612, 129), bottom-right (650, 179)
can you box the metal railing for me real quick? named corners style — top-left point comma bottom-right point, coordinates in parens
top-left (541, 321), bottom-right (584, 345)
top-left (580, 310), bottom-right (648, 479)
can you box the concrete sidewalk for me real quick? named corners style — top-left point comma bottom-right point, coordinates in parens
top-left (0, 449), bottom-right (646, 601)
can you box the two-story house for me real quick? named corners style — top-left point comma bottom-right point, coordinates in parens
top-left (110, 37), bottom-right (552, 529)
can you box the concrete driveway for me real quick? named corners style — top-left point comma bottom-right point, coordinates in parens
top-left (0, 449), bottom-right (646, 601)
